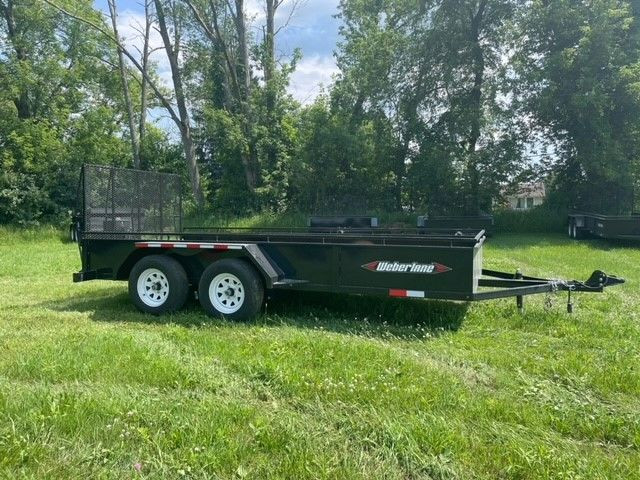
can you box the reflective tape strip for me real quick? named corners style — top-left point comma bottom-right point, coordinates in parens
top-left (199, 243), bottom-right (243, 250)
top-left (389, 289), bottom-right (425, 298)
top-left (135, 242), bottom-right (243, 250)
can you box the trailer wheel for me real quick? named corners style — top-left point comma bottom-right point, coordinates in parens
top-left (129, 255), bottom-right (189, 314)
top-left (569, 221), bottom-right (580, 239)
top-left (573, 223), bottom-right (584, 240)
top-left (198, 259), bottom-right (264, 320)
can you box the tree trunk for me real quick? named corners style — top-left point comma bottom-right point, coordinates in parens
top-left (154, 0), bottom-right (204, 208)
top-left (264, 0), bottom-right (276, 111)
top-left (107, 0), bottom-right (141, 169)
top-left (1, 0), bottom-right (32, 118)
top-left (395, 141), bottom-right (409, 211)
top-left (183, 0), bottom-right (256, 192)
top-left (466, 0), bottom-right (487, 214)
top-left (181, 129), bottom-right (203, 207)
top-left (233, 0), bottom-right (257, 190)
top-left (234, 0), bottom-right (251, 96)
top-left (263, 0), bottom-right (278, 191)
top-left (139, 0), bottom-right (152, 164)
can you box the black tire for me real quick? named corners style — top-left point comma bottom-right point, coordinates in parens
top-left (198, 259), bottom-right (264, 320)
top-left (128, 255), bottom-right (189, 314)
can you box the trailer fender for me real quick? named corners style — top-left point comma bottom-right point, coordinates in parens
top-left (133, 242), bottom-right (284, 288)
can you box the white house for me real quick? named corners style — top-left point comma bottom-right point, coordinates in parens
top-left (504, 182), bottom-right (546, 210)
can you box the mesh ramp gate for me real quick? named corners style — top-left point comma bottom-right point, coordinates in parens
top-left (80, 164), bottom-right (182, 239)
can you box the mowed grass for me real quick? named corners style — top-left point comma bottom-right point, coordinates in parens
top-left (0, 229), bottom-right (639, 479)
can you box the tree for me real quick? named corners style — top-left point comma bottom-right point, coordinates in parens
top-left (182, 0), bottom-right (258, 192)
top-left (333, 0), bottom-right (522, 213)
top-left (44, 0), bottom-right (206, 208)
top-left (153, 0), bottom-right (204, 207)
top-left (516, 0), bottom-right (640, 214)
top-left (184, 0), bottom-right (301, 212)
top-left (138, 0), bottom-right (153, 162)
top-left (0, 0), bottom-right (128, 224)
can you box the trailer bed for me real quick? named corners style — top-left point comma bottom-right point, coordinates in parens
top-left (568, 212), bottom-right (640, 240)
top-left (417, 214), bottom-right (494, 236)
top-left (72, 165), bottom-right (624, 318)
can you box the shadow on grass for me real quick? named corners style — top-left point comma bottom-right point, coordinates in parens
top-left (45, 287), bottom-right (468, 341)
top-left (45, 290), bottom-right (210, 327)
top-left (260, 290), bottom-right (467, 340)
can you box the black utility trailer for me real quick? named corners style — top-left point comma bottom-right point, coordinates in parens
top-left (72, 166), bottom-right (623, 319)
top-left (418, 214), bottom-right (494, 236)
top-left (568, 212), bottom-right (640, 240)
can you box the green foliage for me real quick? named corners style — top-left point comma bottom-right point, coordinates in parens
top-left (0, 170), bottom-right (50, 226)
top-left (0, 0), bottom-right (135, 224)
top-left (0, 117), bottom-right (64, 224)
top-left (331, 0), bottom-right (524, 214)
top-left (199, 107), bottom-right (255, 215)
top-left (253, 83), bottom-right (300, 213)
top-left (2, 0), bottom-right (640, 226)
top-left (289, 96), bottom-right (397, 213)
top-left (494, 206), bottom-right (567, 234)
top-left (515, 0), bottom-right (640, 214)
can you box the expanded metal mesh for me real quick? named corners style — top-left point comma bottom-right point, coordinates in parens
top-left (82, 164), bottom-right (182, 237)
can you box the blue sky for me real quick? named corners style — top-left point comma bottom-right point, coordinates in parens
top-left (95, 0), bottom-right (342, 104)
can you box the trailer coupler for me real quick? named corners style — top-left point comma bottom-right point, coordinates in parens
top-left (581, 270), bottom-right (625, 289)
top-left (476, 269), bottom-right (624, 313)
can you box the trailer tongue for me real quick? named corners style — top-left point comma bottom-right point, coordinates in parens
top-left (72, 165), bottom-right (624, 319)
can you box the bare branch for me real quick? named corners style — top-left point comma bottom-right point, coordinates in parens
top-left (274, 0), bottom-right (305, 36)
top-left (224, 0), bottom-right (235, 20)
top-left (108, 0), bottom-right (141, 167)
top-left (139, 0), bottom-right (153, 156)
top-left (181, 0), bottom-right (241, 97)
top-left (181, 0), bottom-right (216, 40)
top-left (42, 0), bottom-right (181, 127)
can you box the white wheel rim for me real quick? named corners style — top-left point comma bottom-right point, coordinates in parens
top-left (137, 268), bottom-right (170, 307)
top-left (569, 224), bottom-right (572, 237)
top-left (209, 273), bottom-right (245, 314)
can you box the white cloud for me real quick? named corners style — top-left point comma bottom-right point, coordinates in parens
top-left (288, 54), bottom-right (339, 104)
top-left (245, 0), bottom-right (265, 21)
top-left (245, 0), bottom-right (340, 42)
top-left (244, 0), bottom-right (340, 24)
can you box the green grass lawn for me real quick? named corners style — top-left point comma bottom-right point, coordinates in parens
top-left (0, 229), bottom-right (639, 479)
